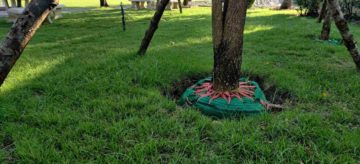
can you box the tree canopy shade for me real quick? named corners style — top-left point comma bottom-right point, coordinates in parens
top-left (0, 0), bottom-right (59, 86)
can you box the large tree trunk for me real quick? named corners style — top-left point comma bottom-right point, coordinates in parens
top-left (137, 0), bottom-right (170, 55)
top-left (0, 0), bottom-right (59, 86)
top-left (212, 0), bottom-right (247, 91)
top-left (328, 0), bottom-right (360, 70)
top-left (320, 2), bottom-right (331, 40)
top-left (280, 0), bottom-right (292, 9)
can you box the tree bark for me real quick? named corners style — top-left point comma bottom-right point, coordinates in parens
top-left (280, 0), bottom-right (292, 9)
top-left (137, 0), bottom-right (170, 55)
top-left (0, 0), bottom-right (59, 86)
top-left (213, 0), bottom-right (247, 91)
top-left (328, 0), bottom-right (360, 70)
top-left (320, 2), bottom-right (331, 40)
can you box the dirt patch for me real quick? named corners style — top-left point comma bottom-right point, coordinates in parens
top-left (2, 134), bottom-right (17, 163)
top-left (162, 72), bottom-right (295, 113)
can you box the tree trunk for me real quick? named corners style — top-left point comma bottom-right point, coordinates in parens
top-left (280, 0), bottom-right (292, 9)
top-left (10, 0), bottom-right (16, 7)
top-left (328, 0), bottom-right (360, 70)
top-left (16, 0), bottom-right (21, 7)
top-left (318, 0), bottom-right (327, 23)
top-left (121, 3), bottom-right (126, 31)
top-left (183, 0), bottom-right (190, 6)
top-left (137, 0), bottom-right (170, 55)
top-left (320, 3), bottom-right (331, 40)
top-left (100, 0), bottom-right (109, 7)
top-left (212, 0), bottom-right (247, 91)
top-left (178, 0), bottom-right (182, 13)
top-left (0, 0), bottom-right (59, 86)
top-left (3, 0), bottom-right (9, 8)
top-left (25, 0), bottom-right (30, 6)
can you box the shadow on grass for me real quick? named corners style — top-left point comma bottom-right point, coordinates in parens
top-left (0, 8), bottom-right (353, 105)
top-left (1, 8), bottom-right (360, 162)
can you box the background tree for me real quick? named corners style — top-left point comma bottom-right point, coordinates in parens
top-left (178, 0), bottom-right (182, 13)
top-left (295, 0), bottom-right (321, 16)
top-left (100, 0), bottom-right (109, 7)
top-left (138, 0), bottom-right (170, 55)
top-left (319, 0), bottom-right (331, 40)
top-left (280, 0), bottom-right (292, 9)
top-left (0, 0), bottom-right (59, 86)
top-left (328, 0), bottom-right (360, 69)
top-left (16, 0), bottom-right (21, 7)
top-left (318, 0), bottom-right (327, 22)
top-left (10, 0), bottom-right (16, 7)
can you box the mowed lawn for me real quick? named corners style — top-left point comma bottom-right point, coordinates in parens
top-left (0, 6), bottom-right (360, 162)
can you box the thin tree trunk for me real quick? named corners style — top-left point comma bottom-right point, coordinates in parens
top-left (121, 3), bottom-right (126, 31)
top-left (318, 0), bottom-right (327, 23)
top-left (280, 0), bottom-right (292, 9)
top-left (137, 0), bottom-right (170, 55)
top-left (10, 0), bottom-right (16, 7)
top-left (178, 0), bottom-right (182, 13)
top-left (213, 0), bottom-right (247, 91)
top-left (25, 0), bottom-right (30, 6)
top-left (104, 0), bottom-right (109, 7)
top-left (328, 0), bottom-right (360, 70)
top-left (320, 4), bottom-right (331, 40)
top-left (0, 0), bottom-right (59, 86)
top-left (16, 0), bottom-right (21, 7)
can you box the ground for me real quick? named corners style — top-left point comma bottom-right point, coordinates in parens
top-left (0, 5), bottom-right (360, 163)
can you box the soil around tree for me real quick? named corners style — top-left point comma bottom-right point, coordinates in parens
top-left (162, 72), bottom-right (295, 113)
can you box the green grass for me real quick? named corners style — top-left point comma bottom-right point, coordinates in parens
top-left (60, 0), bottom-right (127, 7)
top-left (0, 7), bottom-right (360, 162)
top-left (59, 0), bottom-right (207, 8)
